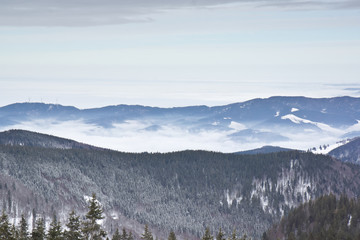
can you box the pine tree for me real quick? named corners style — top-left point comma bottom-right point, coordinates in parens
top-left (112, 228), bottom-right (121, 240)
top-left (18, 214), bottom-right (29, 240)
top-left (216, 228), bottom-right (225, 240)
top-left (141, 225), bottom-right (153, 240)
top-left (32, 218), bottom-right (46, 240)
top-left (202, 227), bottom-right (213, 240)
top-left (82, 193), bottom-right (107, 240)
top-left (230, 229), bottom-right (237, 240)
top-left (64, 210), bottom-right (83, 240)
top-left (128, 231), bottom-right (134, 240)
top-left (0, 211), bottom-right (14, 239)
top-left (168, 230), bottom-right (177, 240)
top-left (47, 216), bottom-right (63, 240)
top-left (121, 228), bottom-right (128, 240)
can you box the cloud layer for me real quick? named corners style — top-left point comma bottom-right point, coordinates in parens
top-left (1, 0), bottom-right (358, 26)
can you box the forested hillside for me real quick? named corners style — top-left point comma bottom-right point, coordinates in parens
top-left (1, 131), bottom-right (360, 239)
top-left (264, 194), bottom-right (360, 240)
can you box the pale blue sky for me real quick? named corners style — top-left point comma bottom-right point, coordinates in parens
top-left (1, 0), bottom-right (359, 108)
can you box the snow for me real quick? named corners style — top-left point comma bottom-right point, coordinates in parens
top-left (229, 121), bottom-right (247, 131)
top-left (225, 189), bottom-right (243, 207)
top-left (348, 215), bottom-right (352, 227)
top-left (291, 108), bottom-right (299, 112)
top-left (347, 120), bottom-right (360, 132)
top-left (111, 212), bottom-right (119, 220)
top-left (312, 140), bottom-right (349, 155)
top-left (281, 114), bottom-right (342, 134)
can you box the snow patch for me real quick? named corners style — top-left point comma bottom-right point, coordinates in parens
top-left (225, 190), bottom-right (242, 207)
top-left (111, 212), bottom-right (119, 220)
top-left (348, 215), bottom-right (352, 227)
top-left (229, 121), bottom-right (247, 131)
top-left (291, 108), bottom-right (299, 112)
top-left (312, 140), bottom-right (349, 155)
top-left (281, 114), bottom-right (342, 133)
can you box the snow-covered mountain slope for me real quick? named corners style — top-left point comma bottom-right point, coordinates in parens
top-left (328, 137), bottom-right (360, 164)
top-left (1, 96), bottom-right (360, 152)
top-left (1, 131), bottom-right (360, 239)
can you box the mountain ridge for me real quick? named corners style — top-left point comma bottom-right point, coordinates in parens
top-left (1, 96), bottom-right (360, 153)
top-left (1, 130), bottom-right (360, 239)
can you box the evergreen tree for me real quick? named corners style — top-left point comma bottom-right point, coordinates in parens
top-left (82, 193), bottom-right (107, 240)
top-left (230, 229), bottom-right (237, 240)
top-left (18, 214), bottom-right (29, 240)
top-left (47, 216), bottom-right (63, 240)
top-left (121, 228), bottom-right (128, 240)
top-left (141, 225), bottom-right (153, 240)
top-left (32, 218), bottom-right (46, 240)
top-left (202, 227), bottom-right (213, 240)
top-left (239, 234), bottom-right (249, 240)
top-left (11, 223), bottom-right (18, 239)
top-left (64, 210), bottom-right (82, 240)
top-left (0, 211), bottom-right (14, 239)
top-left (216, 228), bottom-right (225, 240)
top-left (128, 231), bottom-right (134, 240)
top-left (112, 228), bottom-right (121, 240)
top-left (168, 230), bottom-right (176, 240)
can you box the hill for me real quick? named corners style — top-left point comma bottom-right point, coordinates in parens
top-left (234, 146), bottom-right (294, 155)
top-left (0, 129), bottom-right (99, 150)
top-left (1, 131), bottom-right (360, 239)
top-left (263, 194), bottom-right (360, 240)
top-left (328, 137), bottom-right (360, 164)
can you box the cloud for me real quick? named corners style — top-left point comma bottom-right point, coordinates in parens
top-left (0, 116), bottom-right (350, 153)
top-left (0, 0), bottom-right (358, 27)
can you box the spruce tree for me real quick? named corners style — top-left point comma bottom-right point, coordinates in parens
top-left (216, 228), bottom-right (225, 240)
top-left (18, 214), bottom-right (29, 240)
top-left (202, 227), bottom-right (213, 240)
top-left (0, 211), bottom-right (14, 239)
top-left (47, 216), bottom-right (63, 240)
top-left (230, 229), bottom-right (237, 240)
top-left (112, 228), bottom-right (121, 240)
top-left (141, 224), bottom-right (153, 240)
top-left (121, 228), bottom-right (128, 240)
top-left (64, 210), bottom-right (82, 240)
top-left (168, 230), bottom-right (177, 240)
top-left (82, 193), bottom-right (107, 240)
top-left (32, 218), bottom-right (46, 240)
top-left (128, 231), bottom-right (134, 240)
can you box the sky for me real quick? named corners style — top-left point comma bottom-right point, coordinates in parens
top-left (1, 0), bottom-right (360, 108)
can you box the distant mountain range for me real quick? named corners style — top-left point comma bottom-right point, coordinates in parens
top-left (1, 96), bottom-right (360, 152)
top-left (1, 130), bottom-right (360, 239)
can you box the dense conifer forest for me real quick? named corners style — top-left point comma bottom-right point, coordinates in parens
top-left (1, 131), bottom-right (360, 239)
top-left (264, 194), bottom-right (360, 240)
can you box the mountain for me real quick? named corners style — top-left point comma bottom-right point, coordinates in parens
top-left (1, 96), bottom-right (360, 152)
top-left (234, 146), bottom-right (295, 155)
top-left (263, 194), bottom-right (360, 240)
top-left (1, 131), bottom-right (360, 239)
top-left (0, 129), bottom-right (99, 150)
top-left (328, 137), bottom-right (360, 164)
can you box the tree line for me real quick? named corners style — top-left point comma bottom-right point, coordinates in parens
top-left (0, 193), bottom-right (252, 240)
